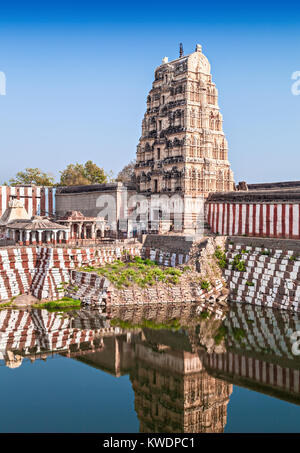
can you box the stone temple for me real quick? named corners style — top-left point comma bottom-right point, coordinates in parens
top-left (134, 43), bottom-right (234, 231)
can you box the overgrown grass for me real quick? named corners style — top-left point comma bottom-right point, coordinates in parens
top-left (0, 300), bottom-right (13, 308)
top-left (33, 297), bottom-right (81, 310)
top-left (110, 317), bottom-right (181, 331)
top-left (80, 257), bottom-right (185, 289)
top-left (0, 295), bottom-right (18, 309)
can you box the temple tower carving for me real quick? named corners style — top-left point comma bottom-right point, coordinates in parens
top-left (134, 44), bottom-right (234, 231)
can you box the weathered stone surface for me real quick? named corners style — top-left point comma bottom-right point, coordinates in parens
top-left (12, 294), bottom-right (40, 307)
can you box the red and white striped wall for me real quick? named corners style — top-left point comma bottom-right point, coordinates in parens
top-left (205, 351), bottom-right (300, 396)
top-left (0, 309), bottom-right (108, 361)
top-left (0, 186), bottom-right (56, 218)
top-left (0, 244), bottom-right (142, 302)
top-left (207, 203), bottom-right (300, 239)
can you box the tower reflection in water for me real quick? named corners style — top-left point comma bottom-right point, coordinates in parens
top-left (1, 302), bottom-right (300, 433)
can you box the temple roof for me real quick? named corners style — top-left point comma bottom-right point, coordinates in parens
top-left (7, 216), bottom-right (68, 231)
top-left (56, 182), bottom-right (136, 194)
top-left (59, 210), bottom-right (94, 220)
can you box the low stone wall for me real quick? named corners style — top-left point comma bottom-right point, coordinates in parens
top-left (68, 270), bottom-right (110, 306)
top-left (0, 242), bottom-right (142, 302)
top-left (142, 234), bottom-right (216, 268)
top-left (0, 248), bottom-right (36, 300)
top-left (68, 268), bottom-right (225, 307)
top-left (142, 247), bottom-right (191, 267)
top-left (223, 238), bottom-right (300, 312)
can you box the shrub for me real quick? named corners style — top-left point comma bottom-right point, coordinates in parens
top-left (232, 327), bottom-right (246, 341)
top-left (235, 261), bottom-right (246, 272)
top-left (231, 254), bottom-right (246, 272)
top-left (214, 325), bottom-right (227, 345)
top-left (289, 255), bottom-right (298, 261)
top-left (183, 266), bottom-right (191, 272)
top-left (200, 311), bottom-right (210, 319)
top-left (201, 280), bottom-right (210, 290)
top-left (214, 246), bottom-right (228, 269)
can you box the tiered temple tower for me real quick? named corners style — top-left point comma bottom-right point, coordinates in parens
top-left (134, 44), bottom-right (234, 231)
top-left (131, 345), bottom-right (232, 433)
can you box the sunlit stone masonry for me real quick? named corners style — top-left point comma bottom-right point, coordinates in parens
top-left (134, 44), bottom-right (234, 231)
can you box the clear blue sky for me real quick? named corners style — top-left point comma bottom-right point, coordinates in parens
top-left (0, 0), bottom-right (300, 184)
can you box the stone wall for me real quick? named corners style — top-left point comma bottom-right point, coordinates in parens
top-left (0, 242), bottom-right (142, 302)
top-left (142, 234), bottom-right (195, 266)
top-left (223, 237), bottom-right (300, 312)
top-left (55, 182), bottom-right (136, 220)
top-left (68, 268), bottom-right (225, 307)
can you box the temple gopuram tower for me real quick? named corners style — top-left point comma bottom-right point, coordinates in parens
top-left (134, 44), bottom-right (234, 232)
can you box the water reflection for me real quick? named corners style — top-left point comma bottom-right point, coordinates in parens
top-left (0, 302), bottom-right (300, 432)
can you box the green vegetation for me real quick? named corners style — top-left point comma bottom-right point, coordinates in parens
top-left (246, 281), bottom-right (254, 286)
top-left (241, 249), bottom-right (249, 254)
top-left (33, 297), bottom-right (81, 310)
top-left (7, 168), bottom-right (55, 186)
top-left (289, 255), bottom-right (299, 261)
top-left (260, 249), bottom-right (270, 256)
top-left (200, 280), bottom-right (210, 290)
top-left (0, 300), bottom-right (13, 308)
top-left (199, 310), bottom-right (210, 319)
top-left (0, 295), bottom-right (18, 309)
top-left (232, 327), bottom-right (246, 341)
top-left (80, 257), bottom-right (184, 289)
top-left (230, 254), bottom-right (246, 272)
top-left (214, 246), bottom-right (228, 269)
top-left (214, 325), bottom-right (228, 345)
top-left (6, 161), bottom-right (114, 187)
top-left (183, 265), bottom-right (191, 272)
top-left (110, 318), bottom-right (181, 331)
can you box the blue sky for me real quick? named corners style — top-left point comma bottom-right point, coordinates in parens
top-left (0, 0), bottom-right (300, 184)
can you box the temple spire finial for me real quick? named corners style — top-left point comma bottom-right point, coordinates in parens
top-left (179, 43), bottom-right (183, 58)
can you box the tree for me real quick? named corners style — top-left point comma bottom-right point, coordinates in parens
top-left (59, 160), bottom-right (110, 186)
top-left (8, 168), bottom-right (55, 186)
top-left (116, 160), bottom-right (136, 183)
